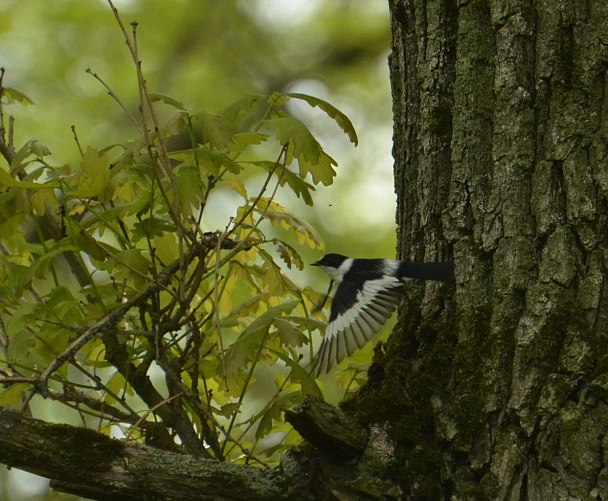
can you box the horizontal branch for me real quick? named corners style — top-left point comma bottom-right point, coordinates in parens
top-left (284, 396), bottom-right (367, 458)
top-left (0, 407), bottom-right (290, 501)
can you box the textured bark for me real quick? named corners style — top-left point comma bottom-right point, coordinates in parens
top-left (0, 404), bottom-right (399, 501)
top-left (356, 0), bottom-right (608, 499)
top-left (0, 408), bottom-right (292, 501)
top-left (285, 396), bottom-right (368, 457)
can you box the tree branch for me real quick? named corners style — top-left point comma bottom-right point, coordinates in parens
top-left (31, 235), bottom-right (235, 458)
top-left (284, 396), bottom-right (367, 458)
top-left (0, 407), bottom-right (290, 501)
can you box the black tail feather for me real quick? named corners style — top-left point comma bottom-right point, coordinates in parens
top-left (399, 261), bottom-right (454, 282)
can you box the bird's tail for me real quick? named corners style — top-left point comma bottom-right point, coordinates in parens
top-left (399, 261), bottom-right (454, 282)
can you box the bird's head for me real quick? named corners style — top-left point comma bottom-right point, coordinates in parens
top-left (311, 253), bottom-right (351, 283)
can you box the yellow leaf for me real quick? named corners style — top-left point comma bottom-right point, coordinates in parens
top-left (29, 188), bottom-right (59, 216)
top-left (226, 178), bottom-right (248, 199)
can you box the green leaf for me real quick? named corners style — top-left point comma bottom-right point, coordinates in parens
top-left (152, 233), bottom-right (180, 264)
top-left (268, 349), bottom-right (323, 399)
top-left (44, 286), bottom-right (85, 324)
top-left (72, 233), bottom-right (108, 262)
top-left (0, 383), bottom-right (31, 407)
top-left (0, 167), bottom-right (58, 190)
top-left (255, 392), bottom-right (302, 440)
top-left (174, 164), bottom-right (203, 216)
top-left (18, 248), bottom-right (72, 291)
top-left (297, 153), bottom-right (336, 187)
top-left (191, 110), bottom-right (234, 150)
top-left (223, 301), bottom-right (298, 375)
top-left (230, 132), bottom-right (268, 152)
top-left (0, 214), bottom-right (35, 265)
top-left (29, 187), bottom-right (59, 216)
top-left (115, 249), bottom-right (151, 289)
top-left (226, 177), bottom-right (248, 199)
top-left (286, 92), bottom-right (358, 146)
top-left (264, 117), bottom-right (338, 186)
top-left (243, 302), bottom-right (298, 343)
top-left (1, 87), bottom-right (35, 105)
top-left (170, 145), bottom-right (242, 175)
top-left (260, 428), bottom-right (303, 458)
top-left (7, 328), bottom-right (37, 363)
top-left (7, 140), bottom-right (55, 181)
top-left (274, 318), bottom-right (308, 347)
top-left (259, 249), bottom-right (287, 295)
top-left (226, 293), bottom-right (269, 321)
top-left (105, 371), bottom-right (134, 404)
top-left (6, 302), bottom-right (37, 337)
top-left (217, 402), bottom-right (242, 418)
top-left (220, 94), bottom-right (267, 129)
top-left (75, 146), bottom-right (111, 198)
top-left (166, 110), bottom-right (189, 135)
top-left (108, 164), bottom-right (153, 205)
top-left (250, 161), bottom-right (315, 206)
top-left (275, 166), bottom-right (315, 206)
top-left (29, 140), bottom-right (52, 157)
top-left (149, 92), bottom-right (186, 110)
top-left (283, 315), bottom-right (326, 333)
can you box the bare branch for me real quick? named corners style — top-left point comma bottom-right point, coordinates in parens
top-left (85, 69), bottom-right (141, 132)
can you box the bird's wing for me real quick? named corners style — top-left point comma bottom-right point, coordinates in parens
top-left (314, 276), bottom-right (404, 376)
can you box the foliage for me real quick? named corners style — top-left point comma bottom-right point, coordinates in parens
top-left (0, 2), bottom-right (358, 465)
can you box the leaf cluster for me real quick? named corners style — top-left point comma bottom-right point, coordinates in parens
top-left (0, 3), bottom-right (357, 465)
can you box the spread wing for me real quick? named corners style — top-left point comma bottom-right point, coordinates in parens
top-left (314, 276), bottom-right (404, 376)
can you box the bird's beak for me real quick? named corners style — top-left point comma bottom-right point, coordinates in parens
top-left (311, 261), bottom-right (320, 267)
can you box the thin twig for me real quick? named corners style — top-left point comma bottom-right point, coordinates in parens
top-left (214, 236), bottom-right (229, 391)
top-left (215, 144), bottom-right (288, 271)
top-left (86, 68), bottom-right (141, 132)
top-left (0, 376), bottom-right (37, 386)
top-left (131, 21), bottom-right (187, 300)
top-left (124, 392), bottom-right (182, 441)
top-left (105, 0), bottom-right (189, 251)
top-left (34, 242), bottom-right (204, 396)
top-left (70, 125), bottom-right (84, 158)
top-left (78, 229), bottom-right (176, 297)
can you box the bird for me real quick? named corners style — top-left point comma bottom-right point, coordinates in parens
top-left (311, 253), bottom-right (454, 376)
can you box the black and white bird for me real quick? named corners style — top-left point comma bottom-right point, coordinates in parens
top-left (312, 254), bottom-right (454, 375)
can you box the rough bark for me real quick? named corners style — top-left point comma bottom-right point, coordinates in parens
top-left (355, 0), bottom-right (608, 499)
top-left (0, 408), bottom-right (290, 501)
top-left (0, 402), bottom-right (397, 501)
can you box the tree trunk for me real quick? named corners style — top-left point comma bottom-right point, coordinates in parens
top-left (354, 0), bottom-right (608, 499)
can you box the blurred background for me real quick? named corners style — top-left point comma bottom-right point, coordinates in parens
top-left (0, 0), bottom-right (393, 498)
